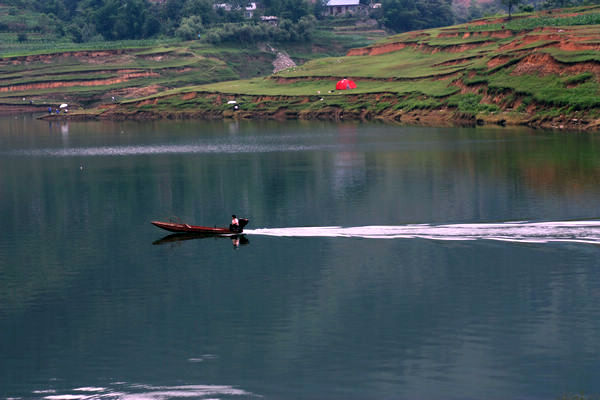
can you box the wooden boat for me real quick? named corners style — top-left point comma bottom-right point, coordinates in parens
top-left (151, 218), bottom-right (249, 234)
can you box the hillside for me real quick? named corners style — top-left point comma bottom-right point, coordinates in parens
top-left (0, 10), bottom-right (384, 112)
top-left (47, 5), bottom-right (599, 130)
top-left (0, 5), bottom-right (595, 129)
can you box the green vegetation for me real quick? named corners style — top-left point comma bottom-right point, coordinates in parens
top-left (278, 48), bottom-right (478, 80)
top-left (543, 47), bottom-right (600, 63)
top-left (380, 0), bottom-right (453, 32)
top-left (2, 0), bottom-right (600, 52)
top-left (396, 95), bottom-right (443, 111)
top-left (203, 16), bottom-right (316, 44)
top-left (468, 11), bottom-right (600, 32)
top-left (183, 76), bottom-right (458, 98)
top-left (562, 71), bottom-right (594, 85)
top-left (486, 68), bottom-right (600, 109)
top-left (106, 4), bottom-right (600, 129)
top-left (0, 43), bottom-right (248, 106)
top-left (0, 0), bottom-right (316, 48)
top-left (0, 2), bottom-right (387, 108)
top-left (3, 3), bottom-right (600, 130)
top-left (447, 93), bottom-right (499, 114)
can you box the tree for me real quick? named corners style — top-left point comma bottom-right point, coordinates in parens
top-left (183, 0), bottom-right (214, 20)
top-left (279, 0), bottom-right (310, 22)
top-left (500, 0), bottom-right (521, 18)
top-left (415, 0), bottom-right (453, 29)
top-left (175, 15), bottom-right (203, 40)
top-left (467, 0), bottom-right (483, 20)
top-left (542, 0), bottom-right (572, 8)
top-left (312, 0), bottom-right (327, 18)
top-left (143, 13), bottom-right (161, 37)
top-left (164, 0), bottom-right (185, 21)
top-left (380, 0), bottom-right (456, 32)
top-left (381, 0), bottom-right (420, 32)
top-left (93, 0), bottom-right (148, 40)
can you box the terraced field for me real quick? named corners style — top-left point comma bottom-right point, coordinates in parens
top-left (0, 42), bottom-right (280, 111)
top-left (92, 5), bottom-right (600, 129)
top-left (6, 5), bottom-right (600, 129)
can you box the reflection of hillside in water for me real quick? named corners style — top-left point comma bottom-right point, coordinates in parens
top-left (444, 130), bottom-right (600, 194)
top-left (332, 124), bottom-right (367, 196)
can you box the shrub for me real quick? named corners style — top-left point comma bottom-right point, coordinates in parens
top-left (519, 4), bottom-right (534, 12)
top-left (447, 93), bottom-right (499, 114)
top-left (176, 15), bottom-right (204, 40)
top-left (202, 17), bottom-right (316, 45)
top-left (397, 96), bottom-right (442, 111)
top-left (562, 72), bottom-right (593, 86)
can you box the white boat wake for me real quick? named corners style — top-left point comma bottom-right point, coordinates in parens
top-left (245, 220), bottom-right (600, 244)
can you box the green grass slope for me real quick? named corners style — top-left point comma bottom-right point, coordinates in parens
top-left (0, 8), bottom-right (383, 110)
top-left (0, 13), bottom-right (385, 111)
top-left (0, 41), bottom-right (277, 108)
top-left (95, 5), bottom-right (600, 130)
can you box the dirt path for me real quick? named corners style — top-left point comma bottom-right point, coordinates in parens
top-left (272, 51), bottom-right (296, 73)
top-left (262, 43), bottom-right (296, 73)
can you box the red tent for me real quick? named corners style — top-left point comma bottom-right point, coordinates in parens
top-left (335, 78), bottom-right (357, 90)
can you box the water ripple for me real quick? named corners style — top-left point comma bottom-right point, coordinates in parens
top-left (2, 143), bottom-right (323, 157)
top-left (246, 220), bottom-right (600, 244)
top-left (34, 383), bottom-right (253, 400)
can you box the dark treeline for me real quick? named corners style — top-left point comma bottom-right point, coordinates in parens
top-left (378, 0), bottom-right (600, 31)
top-left (2, 0), bottom-right (318, 43)
top-left (454, 0), bottom-right (600, 24)
top-left (3, 0), bottom-right (600, 44)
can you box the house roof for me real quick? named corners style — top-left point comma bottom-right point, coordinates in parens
top-left (327, 0), bottom-right (360, 6)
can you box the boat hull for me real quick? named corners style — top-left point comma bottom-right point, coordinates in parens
top-left (151, 218), bottom-right (248, 234)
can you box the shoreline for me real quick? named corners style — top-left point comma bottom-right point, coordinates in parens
top-left (32, 104), bottom-right (598, 131)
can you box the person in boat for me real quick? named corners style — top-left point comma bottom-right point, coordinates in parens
top-left (230, 214), bottom-right (240, 232)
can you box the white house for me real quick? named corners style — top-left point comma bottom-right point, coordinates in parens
top-left (326, 0), bottom-right (362, 16)
top-left (245, 2), bottom-right (257, 18)
top-left (260, 15), bottom-right (279, 25)
top-left (213, 3), bottom-right (233, 11)
top-left (214, 2), bottom-right (257, 18)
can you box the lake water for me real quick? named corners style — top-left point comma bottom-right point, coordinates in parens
top-left (1, 116), bottom-right (600, 400)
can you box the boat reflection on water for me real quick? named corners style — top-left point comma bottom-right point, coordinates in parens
top-left (153, 233), bottom-right (249, 247)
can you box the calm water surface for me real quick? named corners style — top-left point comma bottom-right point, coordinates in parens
top-left (1, 116), bottom-right (600, 400)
